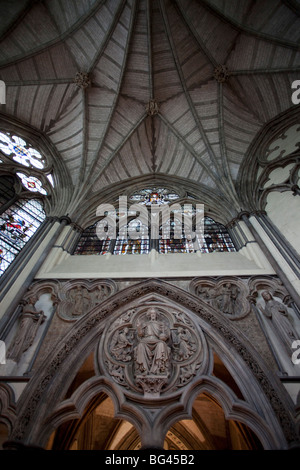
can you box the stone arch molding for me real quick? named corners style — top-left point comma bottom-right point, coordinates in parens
top-left (7, 279), bottom-right (298, 449)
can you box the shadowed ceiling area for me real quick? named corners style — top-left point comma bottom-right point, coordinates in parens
top-left (0, 0), bottom-right (300, 222)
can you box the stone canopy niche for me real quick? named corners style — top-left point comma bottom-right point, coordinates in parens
top-left (97, 304), bottom-right (207, 398)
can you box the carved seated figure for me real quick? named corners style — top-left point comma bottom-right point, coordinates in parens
top-left (134, 307), bottom-right (171, 376)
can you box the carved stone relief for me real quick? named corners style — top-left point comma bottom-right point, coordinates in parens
top-left (213, 64), bottom-right (231, 83)
top-left (56, 280), bottom-right (116, 321)
top-left (7, 296), bottom-right (47, 363)
top-left (250, 278), bottom-right (300, 362)
top-left (7, 278), bottom-right (299, 445)
top-left (97, 304), bottom-right (207, 398)
top-left (145, 98), bottom-right (159, 116)
top-left (258, 290), bottom-right (299, 358)
top-left (1, 282), bottom-right (58, 376)
top-left (190, 277), bottom-right (250, 320)
top-left (249, 276), bottom-right (300, 370)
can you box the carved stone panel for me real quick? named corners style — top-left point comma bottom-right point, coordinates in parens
top-left (190, 277), bottom-right (250, 320)
top-left (56, 280), bottom-right (116, 321)
top-left (97, 304), bottom-right (207, 398)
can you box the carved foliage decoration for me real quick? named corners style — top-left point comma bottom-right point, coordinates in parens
top-left (56, 280), bottom-right (116, 321)
top-left (97, 304), bottom-right (207, 397)
top-left (190, 277), bottom-right (250, 320)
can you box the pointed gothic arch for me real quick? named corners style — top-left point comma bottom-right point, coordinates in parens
top-left (5, 278), bottom-right (297, 449)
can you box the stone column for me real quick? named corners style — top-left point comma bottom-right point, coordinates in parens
top-left (227, 213), bottom-right (273, 270)
top-left (241, 211), bottom-right (300, 310)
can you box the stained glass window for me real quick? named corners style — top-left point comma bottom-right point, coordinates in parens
top-left (114, 219), bottom-right (149, 255)
top-left (129, 188), bottom-right (180, 206)
top-left (16, 172), bottom-right (47, 195)
top-left (0, 132), bottom-right (46, 169)
top-left (74, 221), bottom-right (111, 255)
top-left (0, 198), bottom-right (46, 276)
top-left (159, 217), bottom-right (195, 254)
top-left (197, 217), bottom-right (236, 253)
top-left (74, 189), bottom-right (236, 256)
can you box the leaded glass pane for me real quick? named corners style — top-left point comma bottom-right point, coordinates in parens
top-left (74, 222), bottom-right (111, 255)
top-left (197, 217), bottom-right (236, 253)
top-left (114, 219), bottom-right (149, 255)
top-left (16, 172), bottom-right (47, 195)
top-left (129, 188), bottom-right (180, 206)
top-left (0, 198), bottom-right (46, 276)
top-left (0, 132), bottom-right (45, 169)
top-left (159, 217), bottom-right (195, 253)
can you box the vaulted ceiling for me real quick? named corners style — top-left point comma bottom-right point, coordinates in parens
top-left (0, 0), bottom-right (300, 222)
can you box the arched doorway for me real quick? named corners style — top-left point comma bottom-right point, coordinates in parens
top-left (48, 394), bottom-right (141, 450)
top-left (46, 351), bottom-right (263, 451)
top-left (46, 353), bottom-right (141, 450)
top-left (166, 392), bottom-right (263, 450)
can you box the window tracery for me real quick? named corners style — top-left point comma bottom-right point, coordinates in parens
top-left (129, 188), bottom-right (180, 206)
top-left (200, 217), bottom-right (236, 253)
top-left (74, 222), bottom-right (111, 256)
top-left (0, 132), bottom-right (46, 169)
top-left (16, 172), bottom-right (47, 195)
top-left (0, 131), bottom-right (53, 195)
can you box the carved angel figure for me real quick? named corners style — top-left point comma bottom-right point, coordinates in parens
top-left (219, 283), bottom-right (239, 315)
top-left (173, 327), bottom-right (197, 361)
top-left (110, 327), bottom-right (134, 361)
